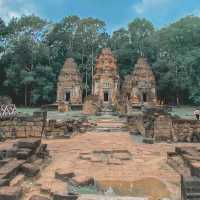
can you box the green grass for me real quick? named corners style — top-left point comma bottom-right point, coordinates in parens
top-left (170, 106), bottom-right (196, 119)
top-left (47, 110), bottom-right (86, 120)
top-left (70, 185), bottom-right (99, 194)
top-left (16, 106), bottom-right (197, 120)
top-left (16, 107), bottom-right (41, 115)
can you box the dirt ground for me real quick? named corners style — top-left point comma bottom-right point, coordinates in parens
top-left (1, 131), bottom-right (199, 200)
top-left (22, 131), bottom-right (199, 200)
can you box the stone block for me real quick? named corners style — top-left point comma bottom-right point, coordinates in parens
top-left (6, 147), bottom-right (18, 157)
top-left (143, 138), bottom-right (154, 144)
top-left (16, 148), bottom-right (32, 160)
top-left (29, 195), bottom-right (50, 200)
top-left (79, 154), bottom-right (91, 160)
top-left (17, 138), bottom-right (41, 150)
top-left (112, 150), bottom-right (132, 160)
top-left (107, 158), bottom-right (122, 165)
top-left (9, 174), bottom-right (24, 186)
top-left (0, 179), bottom-right (9, 186)
top-left (72, 175), bottom-right (94, 186)
top-left (167, 151), bottom-right (177, 158)
top-left (191, 162), bottom-right (200, 177)
top-left (55, 169), bottom-right (75, 181)
top-left (21, 163), bottom-right (40, 177)
top-left (0, 186), bottom-right (22, 200)
top-left (0, 159), bottom-right (25, 181)
top-left (53, 192), bottom-right (78, 200)
top-left (90, 156), bottom-right (102, 162)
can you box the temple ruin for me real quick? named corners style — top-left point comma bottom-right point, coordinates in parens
top-left (57, 58), bottom-right (83, 112)
top-left (93, 48), bottom-right (119, 109)
top-left (0, 50), bottom-right (200, 200)
top-left (122, 57), bottom-right (157, 110)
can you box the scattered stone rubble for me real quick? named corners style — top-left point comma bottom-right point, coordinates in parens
top-left (29, 195), bottom-right (50, 200)
top-left (167, 146), bottom-right (200, 200)
top-left (0, 110), bottom-right (95, 140)
top-left (0, 114), bottom-right (45, 138)
top-left (0, 138), bottom-right (49, 200)
top-left (54, 168), bottom-right (94, 200)
top-left (45, 119), bottom-right (95, 138)
top-left (43, 149), bottom-right (133, 200)
top-left (128, 107), bottom-right (200, 143)
top-left (79, 149), bottom-right (132, 165)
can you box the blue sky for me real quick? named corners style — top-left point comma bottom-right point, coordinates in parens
top-left (0, 0), bottom-right (200, 33)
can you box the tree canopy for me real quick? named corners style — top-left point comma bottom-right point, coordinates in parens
top-left (0, 15), bottom-right (200, 106)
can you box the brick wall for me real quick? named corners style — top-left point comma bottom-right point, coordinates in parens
top-left (0, 117), bottom-right (43, 138)
top-left (154, 115), bottom-right (200, 142)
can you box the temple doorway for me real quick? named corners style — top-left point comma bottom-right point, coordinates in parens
top-left (65, 92), bottom-right (70, 102)
top-left (142, 93), bottom-right (147, 102)
top-left (104, 91), bottom-right (109, 102)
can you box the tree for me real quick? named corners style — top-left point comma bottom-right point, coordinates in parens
top-left (0, 18), bottom-right (6, 35)
top-left (1, 14), bottom-right (200, 106)
top-left (128, 18), bottom-right (155, 56)
top-left (154, 16), bottom-right (200, 104)
top-left (47, 16), bottom-right (108, 97)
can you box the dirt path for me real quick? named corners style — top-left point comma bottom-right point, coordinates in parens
top-left (27, 130), bottom-right (181, 200)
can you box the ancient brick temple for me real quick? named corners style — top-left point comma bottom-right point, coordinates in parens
top-left (57, 58), bottom-right (83, 112)
top-left (123, 57), bottom-right (157, 107)
top-left (93, 48), bottom-right (119, 107)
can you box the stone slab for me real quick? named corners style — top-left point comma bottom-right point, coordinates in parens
top-left (0, 159), bottom-right (25, 180)
top-left (17, 138), bottom-right (41, 150)
top-left (29, 195), bottom-right (50, 200)
top-left (21, 163), bottom-right (40, 177)
top-left (78, 195), bottom-right (148, 200)
top-left (0, 186), bottom-right (22, 200)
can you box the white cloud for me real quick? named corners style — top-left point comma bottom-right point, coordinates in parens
top-left (192, 9), bottom-right (200, 17)
top-left (133, 0), bottom-right (173, 15)
top-left (0, 0), bottom-right (38, 23)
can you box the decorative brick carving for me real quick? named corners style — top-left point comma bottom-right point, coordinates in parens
top-left (122, 57), bottom-right (157, 107)
top-left (93, 48), bottom-right (119, 107)
top-left (57, 58), bottom-right (83, 112)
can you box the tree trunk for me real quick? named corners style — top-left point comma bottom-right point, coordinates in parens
top-left (91, 47), bottom-right (94, 94)
top-left (29, 88), bottom-right (32, 106)
top-left (86, 66), bottom-right (88, 97)
top-left (25, 84), bottom-right (27, 107)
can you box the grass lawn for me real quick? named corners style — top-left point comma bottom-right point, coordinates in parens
top-left (47, 110), bottom-right (86, 120)
top-left (16, 107), bottom-right (41, 115)
top-left (16, 106), bottom-right (198, 120)
top-left (170, 106), bottom-right (196, 119)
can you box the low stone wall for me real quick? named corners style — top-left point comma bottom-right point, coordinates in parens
top-left (44, 119), bottom-right (94, 138)
top-left (154, 115), bottom-right (200, 142)
top-left (0, 116), bottom-right (44, 138)
top-left (128, 107), bottom-right (200, 142)
top-left (83, 96), bottom-right (98, 115)
top-left (153, 115), bottom-right (173, 141)
top-left (127, 113), bottom-right (145, 135)
top-left (0, 111), bottom-right (95, 139)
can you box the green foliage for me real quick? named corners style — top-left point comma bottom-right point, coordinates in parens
top-left (0, 15), bottom-right (200, 105)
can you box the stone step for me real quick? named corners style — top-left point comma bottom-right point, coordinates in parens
top-left (96, 124), bottom-right (126, 128)
top-left (95, 127), bottom-right (128, 132)
top-left (186, 192), bottom-right (200, 199)
top-left (0, 159), bottom-right (25, 181)
top-left (185, 187), bottom-right (200, 193)
top-left (96, 119), bottom-right (127, 123)
top-left (99, 113), bottom-right (116, 115)
top-left (78, 195), bottom-right (148, 200)
top-left (182, 176), bottom-right (200, 188)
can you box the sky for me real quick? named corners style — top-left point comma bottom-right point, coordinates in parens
top-left (0, 0), bottom-right (200, 33)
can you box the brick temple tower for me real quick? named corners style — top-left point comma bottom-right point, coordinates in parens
top-left (57, 58), bottom-right (83, 112)
top-left (93, 48), bottom-right (119, 108)
top-left (123, 57), bottom-right (157, 108)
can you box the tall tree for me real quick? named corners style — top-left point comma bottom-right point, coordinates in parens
top-left (128, 18), bottom-right (155, 57)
